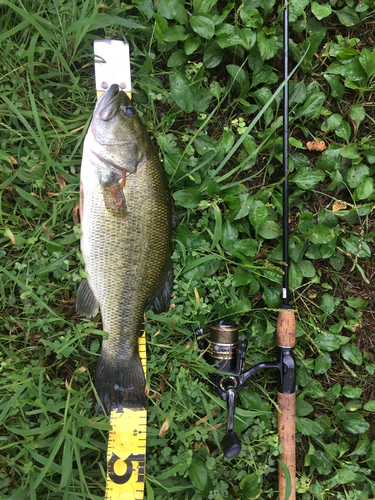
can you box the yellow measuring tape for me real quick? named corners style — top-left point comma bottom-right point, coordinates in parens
top-left (105, 330), bottom-right (147, 500)
top-left (96, 84), bottom-right (147, 499)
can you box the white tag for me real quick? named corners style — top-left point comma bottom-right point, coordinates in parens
top-left (94, 40), bottom-right (131, 93)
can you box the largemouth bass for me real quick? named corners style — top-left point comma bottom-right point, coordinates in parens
top-left (77, 84), bottom-right (173, 412)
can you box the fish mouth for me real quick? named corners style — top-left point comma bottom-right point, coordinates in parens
top-left (92, 150), bottom-right (130, 171)
top-left (97, 84), bottom-right (127, 121)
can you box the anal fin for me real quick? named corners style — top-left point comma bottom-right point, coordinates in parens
top-left (76, 278), bottom-right (100, 318)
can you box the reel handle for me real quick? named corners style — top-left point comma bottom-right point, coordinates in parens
top-left (222, 388), bottom-right (241, 459)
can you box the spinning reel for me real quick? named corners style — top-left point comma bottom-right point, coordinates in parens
top-left (196, 315), bottom-right (296, 459)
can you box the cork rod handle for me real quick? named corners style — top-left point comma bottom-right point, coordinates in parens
top-left (277, 310), bottom-right (296, 500)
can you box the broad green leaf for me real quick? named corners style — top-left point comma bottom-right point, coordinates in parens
top-left (226, 64), bottom-right (248, 86)
top-left (257, 30), bottom-right (278, 61)
top-left (314, 352), bottom-right (332, 375)
top-left (363, 401), bottom-right (375, 412)
top-left (219, 129), bottom-right (235, 154)
top-left (169, 73), bottom-right (194, 112)
top-left (366, 441), bottom-right (375, 471)
top-left (321, 113), bottom-right (342, 132)
top-left (320, 242), bottom-right (335, 259)
top-left (342, 414), bottom-right (370, 434)
top-left (298, 259), bottom-right (316, 278)
top-left (240, 6), bottom-right (263, 28)
top-left (193, 0), bottom-right (218, 15)
top-left (232, 267), bottom-right (254, 286)
top-left (306, 225), bottom-right (335, 245)
top-left (216, 25), bottom-right (255, 50)
top-left (359, 48), bottom-right (375, 77)
top-left (311, 450), bottom-right (333, 475)
top-left (326, 383), bottom-right (341, 401)
top-left (326, 469), bottom-right (359, 488)
top-left (248, 200), bottom-right (268, 233)
top-left (354, 176), bottom-right (374, 201)
top-left (336, 121), bottom-right (351, 143)
top-left (164, 26), bottom-right (189, 43)
top-left (324, 74), bottom-right (345, 99)
top-left (212, 2), bottom-right (234, 24)
top-left (167, 49), bottom-right (188, 67)
top-left (203, 43), bottom-right (224, 68)
top-left (156, 0), bottom-right (179, 18)
top-left (341, 344), bottom-right (363, 366)
top-left (258, 220), bottom-right (282, 239)
top-left (291, 167), bottom-right (325, 190)
top-left (346, 297), bottom-right (368, 309)
top-left (153, 13), bottom-right (168, 43)
top-left (330, 252), bottom-right (345, 271)
top-left (342, 235), bottom-right (371, 258)
top-left (305, 244), bottom-right (321, 260)
top-left (222, 298), bottom-right (252, 316)
top-left (134, 0), bottom-right (154, 19)
top-left (342, 386), bottom-right (362, 398)
top-left (311, 1), bottom-right (332, 20)
top-left (296, 396), bottom-right (314, 417)
top-left (262, 285), bottom-right (281, 308)
top-left (350, 434), bottom-right (370, 457)
top-left (304, 380), bottom-right (325, 399)
top-left (318, 209), bottom-right (338, 228)
top-left (295, 91), bottom-right (325, 119)
top-left (325, 57), bottom-right (367, 82)
top-left (296, 418), bottom-right (324, 436)
top-left (185, 34), bottom-right (201, 55)
top-left (315, 333), bottom-right (341, 352)
top-left (335, 6), bottom-right (360, 26)
top-left (233, 239), bottom-right (258, 258)
top-left (209, 81), bottom-right (221, 99)
top-left (241, 472), bottom-right (262, 498)
top-left (339, 145), bottom-right (361, 162)
top-left (316, 147), bottom-right (342, 172)
top-left (193, 87), bottom-right (212, 112)
top-left (289, 81), bottom-right (307, 105)
top-left (173, 188), bottom-right (202, 208)
top-left (188, 458), bottom-right (207, 491)
top-left (220, 219), bottom-right (238, 250)
top-left (347, 163), bottom-right (369, 189)
top-left (350, 104), bottom-right (366, 133)
top-left (290, 261), bottom-right (303, 289)
top-left (289, 0), bottom-right (309, 23)
top-left (190, 15), bottom-right (215, 39)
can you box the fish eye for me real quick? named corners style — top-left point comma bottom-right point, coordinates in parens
top-left (121, 106), bottom-right (133, 117)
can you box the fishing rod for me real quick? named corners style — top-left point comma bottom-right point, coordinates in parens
top-left (196, 3), bottom-right (296, 499)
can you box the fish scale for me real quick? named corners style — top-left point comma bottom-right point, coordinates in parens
top-left (77, 84), bottom-right (173, 412)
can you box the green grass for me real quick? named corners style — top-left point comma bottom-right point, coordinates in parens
top-left (1, 0), bottom-right (375, 499)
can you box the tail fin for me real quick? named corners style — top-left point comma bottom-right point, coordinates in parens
top-left (94, 354), bottom-right (147, 413)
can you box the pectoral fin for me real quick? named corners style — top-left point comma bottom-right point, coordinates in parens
top-left (76, 278), bottom-right (100, 318)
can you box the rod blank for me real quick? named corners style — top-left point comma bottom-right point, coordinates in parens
top-left (278, 2), bottom-right (296, 499)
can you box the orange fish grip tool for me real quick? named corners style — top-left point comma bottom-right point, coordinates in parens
top-left (93, 40), bottom-right (147, 500)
